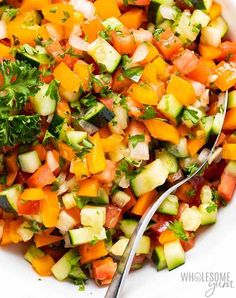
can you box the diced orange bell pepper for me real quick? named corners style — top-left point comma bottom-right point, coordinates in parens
top-left (7, 22), bottom-right (39, 46)
top-left (56, 100), bottom-right (71, 121)
top-left (70, 158), bottom-right (90, 181)
top-left (188, 58), bottom-right (215, 85)
top-left (215, 61), bottom-right (236, 91)
top-left (42, 3), bottom-right (74, 27)
top-left (128, 83), bottom-right (159, 105)
top-left (223, 108), bottom-right (236, 130)
top-left (58, 142), bottom-right (75, 161)
top-left (101, 134), bottom-right (124, 153)
top-left (222, 144), bottom-right (236, 160)
top-left (40, 187), bottom-right (60, 228)
top-left (21, 0), bottom-right (51, 10)
top-left (31, 255), bottom-right (55, 276)
top-left (20, 188), bottom-right (45, 201)
top-left (167, 75), bottom-right (196, 106)
top-left (81, 16), bottom-right (104, 43)
top-left (144, 119), bottom-right (180, 144)
top-left (119, 8), bottom-right (143, 29)
top-left (159, 230), bottom-right (177, 245)
top-left (187, 130), bottom-right (206, 157)
top-left (1, 219), bottom-right (23, 245)
top-left (54, 62), bottom-right (81, 93)
top-left (77, 178), bottom-right (99, 197)
top-left (208, 2), bottom-right (222, 20)
top-left (94, 0), bottom-right (121, 20)
top-left (0, 44), bottom-right (11, 58)
top-left (35, 234), bottom-right (63, 248)
top-left (74, 60), bottom-right (91, 92)
top-left (132, 190), bottom-right (157, 216)
top-left (87, 133), bottom-right (106, 174)
top-left (79, 240), bottom-right (108, 265)
top-left (198, 44), bottom-right (222, 60)
top-left (33, 144), bottom-right (47, 161)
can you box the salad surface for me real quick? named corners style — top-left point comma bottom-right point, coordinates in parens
top-left (0, 0), bottom-right (236, 290)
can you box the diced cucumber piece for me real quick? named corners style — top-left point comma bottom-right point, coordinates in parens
top-left (90, 188), bottom-right (109, 205)
top-left (120, 219), bottom-right (138, 238)
top-left (159, 5), bottom-right (180, 21)
top-left (112, 191), bottom-right (131, 208)
top-left (51, 249), bottom-right (78, 281)
top-left (152, 246), bottom-right (167, 271)
top-left (0, 184), bottom-right (22, 212)
top-left (164, 240), bottom-right (185, 270)
top-left (228, 90), bottom-right (236, 109)
top-left (82, 102), bottom-right (114, 128)
top-left (199, 116), bottom-right (214, 138)
top-left (69, 265), bottom-right (87, 282)
top-left (157, 94), bottom-right (183, 123)
top-left (165, 137), bottom-right (189, 158)
top-left (158, 195), bottom-right (179, 216)
top-left (69, 227), bottom-right (106, 246)
top-left (136, 235), bottom-right (151, 254)
top-left (80, 206), bottom-right (106, 228)
top-left (148, 0), bottom-right (174, 24)
top-left (110, 236), bottom-right (150, 256)
top-left (88, 37), bottom-right (121, 73)
top-left (174, 11), bottom-right (199, 43)
top-left (18, 150), bottom-right (41, 173)
top-left (155, 149), bottom-right (178, 174)
top-left (24, 245), bottom-right (44, 264)
top-left (200, 26), bottom-right (221, 47)
top-left (17, 221), bottom-right (34, 242)
top-left (200, 185), bottom-right (213, 204)
top-left (65, 131), bottom-right (87, 151)
top-left (62, 192), bottom-right (77, 209)
top-left (209, 16), bottom-right (228, 38)
top-left (180, 206), bottom-right (202, 231)
top-left (192, 0), bottom-right (212, 11)
top-left (157, 19), bottom-right (173, 29)
top-left (225, 161), bottom-right (236, 177)
top-left (212, 113), bottom-right (224, 134)
top-left (15, 44), bottom-right (51, 67)
top-left (102, 17), bottom-right (124, 30)
top-left (31, 84), bottom-right (57, 116)
top-left (191, 9), bottom-right (210, 28)
top-left (131, 159), bottom-right (168, 197)
top-left (199, 203), bottom-right (217, 225)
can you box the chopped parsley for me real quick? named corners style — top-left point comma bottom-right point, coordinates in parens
top-left (168, 220), bottom-right (188, 241)
top-left (139, 106), bottom-right (157, 119)
top-left (129, 134), bottom-right (145, 148)
top-left (185, 163), bottom-right (199, 176)
top-left (62, 11), bottom-right (70, 23)
top-left (182, 109), bottom-right (199, 125)
top-left (206, 203), bottom-right (218, 213)
top-left (45, 79), bottom-right (60, 102)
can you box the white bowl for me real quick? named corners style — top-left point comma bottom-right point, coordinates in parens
top-left (1, 1), bottom-right (236, 298)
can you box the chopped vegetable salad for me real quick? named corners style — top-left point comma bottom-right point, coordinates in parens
top-left (0, 0), bottom-right (236, 289)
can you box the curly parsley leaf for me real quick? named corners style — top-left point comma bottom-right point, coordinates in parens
top-left (168, 220), bottom-right (188, 241)
top-left (128, 134), bottom-right (145, 148)
top-left (206, 202), bottom-right (218, 213)
top-left (0, 60), bottom-right (41, 114)
top-left (139, 106), bottom-right (157, 119)
top-left (45, 79), bottom-right (60, 102)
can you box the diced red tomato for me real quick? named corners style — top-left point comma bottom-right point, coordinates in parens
top-left (153, 28), bottom-right (182, 60)
top-left (218, 41), bottom-right (236, 60)
top-left (17, 199), bottom-right (40, 215)
top-left (110, 27), bottom-right (136, 55)
top-left (94, 160), bottom-right (116, 183)
top-left (93, 257), bottom-right (117, 284)
top-left (105, 205), bottom-right (122, 229)
top-left (218, 171), bottom-right (236, 202)
top-left (131, 254), bottom-right (146, 270)
top-left (172, 49), bottom-right (199, 75)
top-left (180, 236), bottom-right (195, 252)
top-left (100, 98), bottom-right (114, 110)
top-left (27, 164), bottom-right (56, 188)
top-left (150, 213), bottom-right (172, 235)
top-left (203, 161), bottom-right (226, 181)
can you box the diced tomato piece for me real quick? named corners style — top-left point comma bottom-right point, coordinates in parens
top-left (172, 49), bottom-right (199, 75)
top-left (180, 236), bottom-right (195, 252)
top-left (188, 58), bottom-right (215, 85)
top-left (105, 205), bottom-right (122, 229)
top-left (93, 257), bottom-right (117, 284)
top-left (27, 164), bottom-right (56, 188)
top-left (150, 213), bottom-right (172, 235)
top-left (94, 160), bottom-right (116, 183)
top-left (111, 27), bottom-right (136, 55)
top-left (218, 171), bottom-right (236, 202)
top-left (17, 199), bottom-right (40, 215)
top-left (203, 161), bottom-right (226, 181)
top-left (100, 98), bottom-right (114, 110)
top-left (218, 41), bottom-right (236, 60)
top-left (153, 28), bottom-right (182, 60)
top-left (131, 254), bottom-right (146, 270)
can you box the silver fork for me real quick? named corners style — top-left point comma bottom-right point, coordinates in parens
top-left (105, 91), bottom-right (228, 298)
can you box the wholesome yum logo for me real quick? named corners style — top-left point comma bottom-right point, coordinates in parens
top-left (180, 272), bottom-right (234, 297)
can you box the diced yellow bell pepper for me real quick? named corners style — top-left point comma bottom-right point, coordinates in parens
top-left (101, 134), bottom-right (124, 153)
top-left (77, 179), bottom-right (99, 197)
top-left (222, 144), bottom-right (236, 160)
top-left (128, 83), bottom-right (159, 105)
top-left (53, 62), bottom-right (81, 93)
top-left (74, 60), bottom-right (91, 92)
top-left (0, 44), bottom-right (11, 58)
top-left (71, 158), bottom-right (90, 181)
top-left (21, 0), bottom-right (51, 11)
top-left (87, 133), bottom-right (106, 174)
top-left (7, 22), bottom-right (39, 46)
top-left (42, 3), bottom-right (74, 28)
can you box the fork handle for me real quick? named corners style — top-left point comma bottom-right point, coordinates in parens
top-left (105, 175), bottom-right (192, 298)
